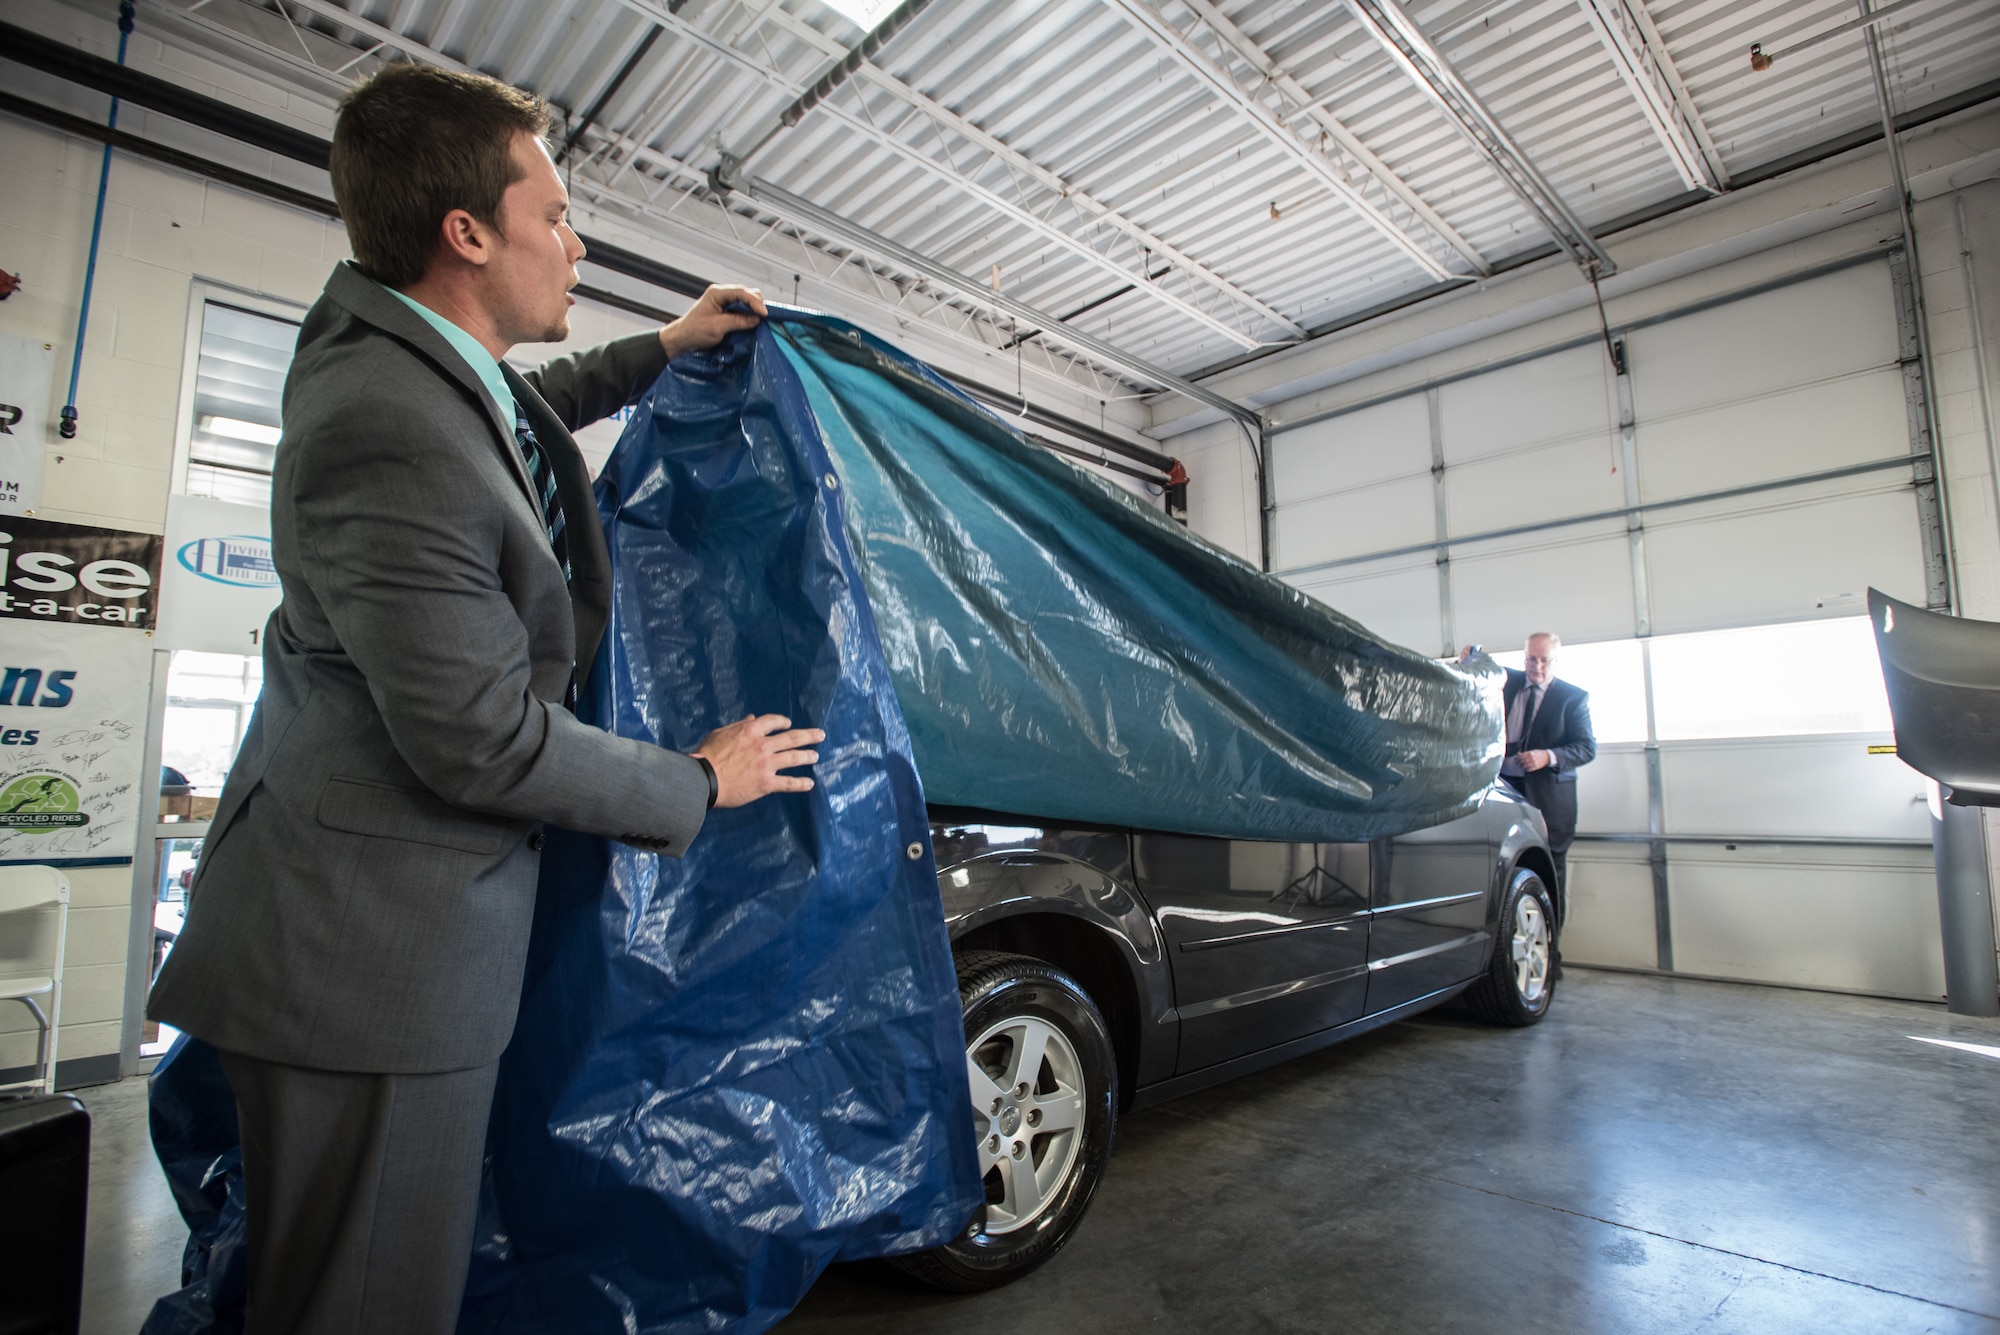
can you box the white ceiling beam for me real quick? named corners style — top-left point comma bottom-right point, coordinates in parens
top-left (738, 3), bottom-right (1303, 344)
top-left (1171, 0), bottom-right (1489, 277)
top-left (849, 67), bottom-right (1307, 339)
top-left (260, 0), bottom-right (477, 71)
top-left (1578, 0), bottom-right (1728, 193)
top-left (1100, 0), bottom-right (1461, 283)
top-left (1344, 0), bottom-right (1615, 275)
top-left (752, 6), bottom-right (1303, 336)
top-left (807, 97), bottom-right (1271, 348)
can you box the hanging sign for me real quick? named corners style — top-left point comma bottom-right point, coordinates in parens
top-left (0, 335), bottom-right (55, 515)
top-left (158, 494), bottom-right (280, 653)
top-left (0, 515), bottom-right (163, 630)
top-left (0, 620), bottom-right (153, 861)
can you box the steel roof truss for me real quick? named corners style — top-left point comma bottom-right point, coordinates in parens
top-left (1100, 0), bottom-right (1462, 283)
top-left (1578, 0), bottom-right (1728, 193)
top-left (1171, 0), bottom-right (1490, 277)
top-left (810, 86), bottom-right (1276, 349)
top-left (1344, 0), bottom-right (1616, 275)
top-left (849, 65), bottom-right (1308, 339)
top-left (582, 0), bottom-right (1284, 350)
top-left (743, 3), bottom-right (1306, 343)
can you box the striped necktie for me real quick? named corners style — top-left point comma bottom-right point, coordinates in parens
top-left (513, 408), bottom-right (571, 588)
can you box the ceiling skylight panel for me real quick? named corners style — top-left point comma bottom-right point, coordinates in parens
top-left (817, 0), bottom-right (903, 32)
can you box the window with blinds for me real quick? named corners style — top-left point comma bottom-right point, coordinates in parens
top-left (186, 301), bottom-right (299, 504)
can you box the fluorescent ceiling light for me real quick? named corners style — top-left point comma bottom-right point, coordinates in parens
top-left (818, 0), bottom-right (900, 30)
top-left (200, 415), bottom-right (282, 446)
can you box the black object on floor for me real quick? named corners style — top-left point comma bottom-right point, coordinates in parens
top-left (0, 1091), bottom-right (91, 1335)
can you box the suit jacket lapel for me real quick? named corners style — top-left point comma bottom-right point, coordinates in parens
top-left (504, 364), bottom-right (611, 682)
top-left (324, 263), bottom-right (540, 508)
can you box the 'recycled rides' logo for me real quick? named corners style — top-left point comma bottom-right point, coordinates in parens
top-left (0, 771), bottom-right (89, 832)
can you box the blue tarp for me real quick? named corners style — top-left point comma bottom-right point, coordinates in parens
top-left (146, 308), bottom-right (1500, 1335)
top-left (143, 1037), bottom-right (246, 1335)
top-left (458, 312), bottom-right (982, 1332)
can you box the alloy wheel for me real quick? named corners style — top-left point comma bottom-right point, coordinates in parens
top-left (965, 1015), bottom-right (1086, 1234)
top-left (1511, 893), bottom-right (1551, 1004)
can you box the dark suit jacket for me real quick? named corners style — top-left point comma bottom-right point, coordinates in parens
top-left (150, 261), bottom-right (711, 1074)
top-left (1502, 669), bottom-right (1596, 783)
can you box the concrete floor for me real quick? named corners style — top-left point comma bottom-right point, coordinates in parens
top-left (79, 969), bottom-right (2000, 1334)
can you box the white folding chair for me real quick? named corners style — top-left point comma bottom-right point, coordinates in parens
top-left (0, 865), bottom-right (70, 1094)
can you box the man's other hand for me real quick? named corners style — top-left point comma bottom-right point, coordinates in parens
top-left (660, 284), bottom-right (767, 359)
top-left (691, 714), bottom-right (823, 808)
top-left (1518, 749), bottom-right (1553, 772)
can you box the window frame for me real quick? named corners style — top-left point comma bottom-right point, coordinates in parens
top-left (169, 281), bottom-right (308, 502)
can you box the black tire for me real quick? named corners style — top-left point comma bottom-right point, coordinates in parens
top-left (1463, 868), bottom-right (1557, 1027)
top-left (890, 949), bottom-right (1117, 1292)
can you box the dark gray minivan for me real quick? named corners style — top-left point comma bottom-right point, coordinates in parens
top-left (897, 784), bottom-right (1561, 1290)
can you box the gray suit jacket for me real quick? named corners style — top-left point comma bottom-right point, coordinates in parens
top-left (150, 261), bottom-right (710, 1074)
top-left (1502, 669), bottom-right (1596, 783)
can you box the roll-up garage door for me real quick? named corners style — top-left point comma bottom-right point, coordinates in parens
top-left (1271, 254), bottom-right (1943, 1000)
top-left (1627, 260), bottom-right (1930, 632)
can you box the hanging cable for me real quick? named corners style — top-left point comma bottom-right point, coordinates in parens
top-left (59, 0), bottom-right (135, 441)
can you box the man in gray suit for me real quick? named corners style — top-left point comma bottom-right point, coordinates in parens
top-left (149, 64), bottom-right (822, 1333)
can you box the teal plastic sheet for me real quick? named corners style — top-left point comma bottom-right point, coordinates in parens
top-left (769, 314), bottom-right (1503, 843)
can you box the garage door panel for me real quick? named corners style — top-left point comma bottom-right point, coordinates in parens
top-left (1667, 846), bottom-right (1942, 997)
top-left (1290, 556), bottom-right (1440, 656)
top-left (1636, 368), bottom-right (1908, 502)
top-left (1444, 432), bottom-right (1625, 534)
top-left (1276, 474), bottom-right (1433, 569)
top-left (1625, 264), bottom-right (1899, 417)
top-left (1562, 844), bottom-right (1657, 970)
top-left (1658, 736), bottom-right (1929, 840)
top-left (1449, 525), bottom-right (1634, 647)
top-left (1643, 485), bottom-right (1925, 632)
top-left (1439, 345), bottom-right (1612, 461)
top-left (1273, 395), bottom-right (1430, 498)
top-left (1576, 745), bottom-right (1649, 833)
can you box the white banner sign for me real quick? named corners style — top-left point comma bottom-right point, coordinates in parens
top-left (158, 494), bottom-right (281, 654)
top-left (0, 334), bottom-right (55, 516)
top-left (0, 621), bottom-right (153, 862)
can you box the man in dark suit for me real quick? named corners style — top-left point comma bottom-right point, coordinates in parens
top-left (149, 65), bottom-right (822, 1333)
top-left (1499, 632), bottom-right (1596, 913)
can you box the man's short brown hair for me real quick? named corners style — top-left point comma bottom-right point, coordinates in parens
top-left (331, 64), bottom-right (552, 289)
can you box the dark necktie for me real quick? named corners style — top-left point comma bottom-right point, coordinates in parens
top-left (1521, 684), bottom-right (1543, 740)
top-left (513, 408), bottom-right (571, 589)
top-left (514, 409), bottom-right (579, 710)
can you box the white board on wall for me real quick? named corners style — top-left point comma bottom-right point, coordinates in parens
top-left (158, 495), bottom-right (281, 655)
top-left (0, 334), bottom-right (54, 515)
top-left (0, 622), bottom-right (152, 862)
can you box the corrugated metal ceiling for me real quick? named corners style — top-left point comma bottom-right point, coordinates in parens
top-left (115, 0), bottom-right (2000, 395)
